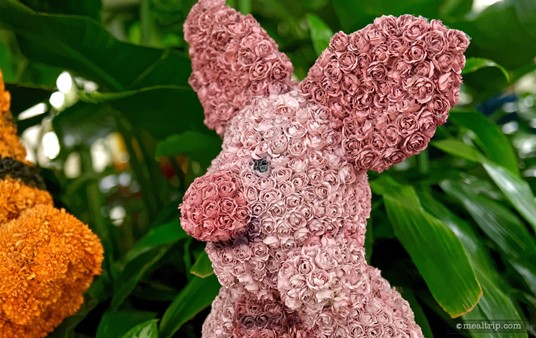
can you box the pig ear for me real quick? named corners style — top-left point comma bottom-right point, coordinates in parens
top-left (299, 15), bottom-right (469, 172)
top-left (184, 0), bottom-right (296, 136)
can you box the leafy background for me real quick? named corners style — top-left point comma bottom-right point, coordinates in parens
top-left (0, 0), bottom-right (535, 337)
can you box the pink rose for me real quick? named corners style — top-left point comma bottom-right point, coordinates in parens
top-left (397, 113), bottom-right (419, 136)
top-left (340, 72), bottom-right (359, 95)
top-left (251, 62), bottom-right (272, 82)
top-left (402, 18), bottom-right (430, 42)
top-left (429, 94), bottom-right (451, 123)
top-left (339, 51), bottom-right (358, 73)
top-left (365, 28), bottom-right (385, 46)
top-left (229, 20), bottom-right (251, 38)
top-left (408, 77), bottom-right (434, 104)
top-left (312, 87), bottom-right (328, 105)
top-left (366, 62), bottom-right (387, 81)
top-left (237, 48), bottom-right (257, 67)
top-left (385, 148), bottom-right (406, 166)
top-left (355, 120), bottom-right (374, 141)
top-left (447, 29), bottom-right (470, 52)
top-left (285, 212), bottom-right (307, 230)
top-left (211, 29), bottom-right (231, 50)
top-left (404, 43), bottom-right (427, 63)
top-left (288, 138), bottom-right (307, 157)
top-left (343, 135), bottom-right (363, 158)
top-left (370, 132), bottom-right (386, 150)
top-left (374, 15), bottom-right (399, 36)
top-left (373, 44), bottom-right (390, 63)
top-left (433, 52), bottom-right (454, 73)
top-left (417, 108), bottom-right (437, 138)
top-left (254, 40), bottom-right (274, 58)
top-left (196, 12), bottom-right (213, 32)
top-left (423, 30), bottom-right (447, 54)
top-left (413, 61), bottom-right (434, 77)
top-left (355, 146), bottom-right (380, 169)
top-left (330, 32), bottom-right (349, 52)
top-left (389, 38), bottom-right (409, 54)
top-left (348, 31), bottom-right (370, 53)
top-left (270, 59), bottom-right (291, 81)
top-left (402, 132), bottom-right (428, 155)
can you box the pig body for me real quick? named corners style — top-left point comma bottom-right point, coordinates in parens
top-left (180, 1), bottom-right (469, 337)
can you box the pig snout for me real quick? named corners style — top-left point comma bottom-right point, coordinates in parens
top-left (179, 170), bottom-right (249, 242)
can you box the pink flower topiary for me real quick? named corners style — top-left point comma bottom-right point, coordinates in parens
top-left (180, 0), bottom-right (469, 336)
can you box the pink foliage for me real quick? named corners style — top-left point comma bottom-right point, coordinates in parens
top-left (181, 0), bottom-right (469, 337)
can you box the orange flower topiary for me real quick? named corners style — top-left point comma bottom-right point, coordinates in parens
top-left (0, 70), bottom-right (104, 338)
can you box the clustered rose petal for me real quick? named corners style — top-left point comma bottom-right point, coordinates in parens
top-left (181, 1), bottom-right (469, 337)
top-left (184, 0), bottom-right (295, 136)
top-left (300, 15), bottom-right (469, 172)
top-left (180, 170), bottom-right (249, 242)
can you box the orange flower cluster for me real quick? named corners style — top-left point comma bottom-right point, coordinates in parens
top-left (0, 70), bottom-right (104, 338)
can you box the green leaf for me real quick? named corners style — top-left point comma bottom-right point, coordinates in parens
top-left (54, 86), bottom-right (204, 143)
top-left (20, 0), bottom-right (102, 20)
top-left (96, 311), bottom-right (157, 338)
top-left (454, 1), bottom-right (536, 69)
top-left (441, 179), bottom-right (536, 294)
top-left (110, 221), bottom-right (187, 311)
top-left (462, 272), bottom-right (528, 338)
top-left (306, 14), bottom-right (333, 56)
top-left (483, 162), bottom-right (536, 234)
top-left (432, 139), bottom-right (486, 163)
top-left (433, 138), bottom-right (536, 235)
top-left (190, 250), bottom-right (214, 278)
top-left (449, 111), bottom-right (519, 175)
top-left (120, 319), bottom-right (159, 338)
top-left (0, 0), bottom-right (191, 91)
top-left (118, 221), bottom-right (187, 268)
top-left (332, 0), bottom-right (441, 31)
top-left (159, 275), bottom-right (221, 338)
top-left (418, 191), bottom-right (529, 338)
top-left (462, 57), bottom-right (510, 82)
top-left (155, 131), bottom-right (222, 167)
top-left (401, 289), bottom-right (434, 338)
top-left (372, 177), bottom-right (482, 318)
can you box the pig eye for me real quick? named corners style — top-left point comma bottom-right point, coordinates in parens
top-left (252, 158), bottom-right (270, 174)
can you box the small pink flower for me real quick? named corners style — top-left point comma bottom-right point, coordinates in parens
top-left (329, 32), bottom-right (349, 52)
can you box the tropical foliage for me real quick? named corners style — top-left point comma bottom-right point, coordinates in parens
top-left (0, 0), bottom-right (535, 337)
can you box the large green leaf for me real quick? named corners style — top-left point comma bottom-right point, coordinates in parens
top-left (483, 163), bottom-right (536, 234)
top-left (441, 179), bottom-right (536, 294)
top-left (453, 0), bottom-right (536, 69)
top-left (332, 0), bottom-right (441, 31)
top-left (419, 191), bottom-right (529, 338)
top-left (432, 139), bottom-right (486, 163)
top-left (118, 221), bottom-right (187, 267)
top-left (372, 177), bottom-right (482, 318)
top-left (306, 14), bottom-right (333, 56)
top-left (155, 130), bottom-right (222, 167)
top-left (462, 57), bottom-right (511, 83)
top-left (190, 250), bottom-right (214, 278)
top-left (96, 311), bottom-right (157, 338)
top-left (120, 319), bottom-right (159, 338)
top-left (0, 0), bottom-right (191, 91)
top-left (159, 275), bottom-right (221, 338)
top-left (433, 139), bottom-right (536, 233)
top-left (449, 111), bottom-right (518, 175)
top-left (53, 86), bottom-right (204, 143)
top-left (110, 221), bottom-right (187, 311)
top-left (20, 0), bottom-right (102, 20)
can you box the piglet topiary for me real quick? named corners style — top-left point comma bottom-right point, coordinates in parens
top-left (180, 0), bottom-right (469, 336)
